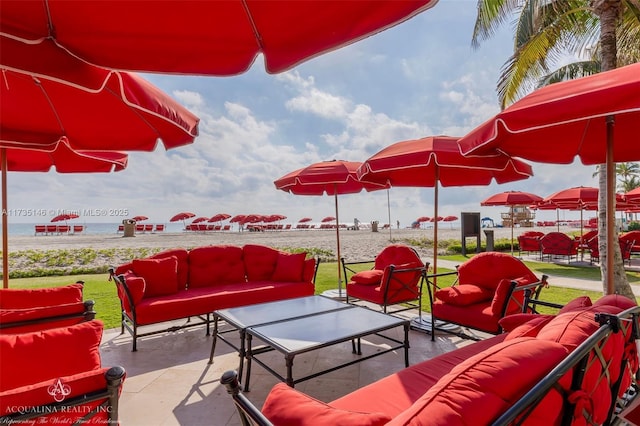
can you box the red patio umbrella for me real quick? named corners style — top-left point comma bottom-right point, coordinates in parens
top-left (625, 188), bottom-right (640, 204)
top-left (481, 191), bottom-right (543, 255)
top-left (0, 141), bottom-right (127, 287)
top-left (357, 135), bottom-right (533, 275)
top-left (0, 1), bottom-right (439, 80)
top-left (191, 217), bottom-right (209, 224)
top-left (229, 214), bottom-right (246, 223)
top-left (543, 186), bottom-right (600, 240)
top-left (459, 63), bottom-right (640, 294)
top-left (321, 216), bottom-right (336, 223)
top-left (274, 160), bottom-right (388, 298)
top-left (132, 215), bottom-right (149, 222)
top-left (417, 216), bottom-right (431, 223)
top-left (298, 217), bottom-right (313, 223)
top-left (0, 68), bottom-right (199, 152)
top-left (208, 213), bottom-right (232, 223)
top-left (443, 215), bottom-right (458, 222)
top-left (170, 212), bottom-right (196, 229)
top-left (50, 213), bottom-right (80, 223)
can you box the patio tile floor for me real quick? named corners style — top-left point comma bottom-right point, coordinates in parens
top-left (99, 309), bottom-right (483, 425)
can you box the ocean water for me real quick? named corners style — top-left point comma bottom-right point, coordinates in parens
top-left (1, 222), bottom-right (186, 236)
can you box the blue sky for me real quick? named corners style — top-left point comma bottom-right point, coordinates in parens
top-left (9, 1), bottom-right (598, 227)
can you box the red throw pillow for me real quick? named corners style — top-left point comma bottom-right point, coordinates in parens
top-left (435, 285), bottom-right (493, 306)
top-left (0, 320), bottom-right (103, 390)
top-left (132, 256), bottom-right (178, 298)
top-left (272, 252), bottom-right (307, 282)
top-left (502, 314), bottom-right (555, 340)
top-left (558, 296), bottom-right (593, 314)
top-left (123, 274), bottom-right (146, 305)
top-left (351, 270), bottom-right (384, 285)
top-left (262, 383), bottom-right (391, 426)
top-left (491, 277), bottom-right (530, 316)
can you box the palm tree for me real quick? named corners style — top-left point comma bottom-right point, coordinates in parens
top-left (473, 0), bottom-right (640, 299)
top-left (616, 162), bottom-right (640, 192)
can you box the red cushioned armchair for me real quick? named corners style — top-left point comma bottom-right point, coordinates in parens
top-left (540, 232), bottom-right (579, 262)
top-left (0, 283), bottom-right (96, 334)
top-left (0, 320), bottom-right (126, 425)
top-left (341, 244), bottom-right (428, 316)
top-left (517, 231), bottom-right (544, 258)
top-left (426, 252), bottom-right (548, 340)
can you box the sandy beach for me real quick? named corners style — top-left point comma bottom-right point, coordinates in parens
top-left (7, 225), bottom-right (579, 268)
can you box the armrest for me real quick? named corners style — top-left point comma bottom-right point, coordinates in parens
top-left (492, 275), bottom-right (549, 318)
top-left (221, 370), bottom-right (274, 426)
top-left (340, 257), bottom-right (374, 282)
top-left (0, 366), bottom-right (125, 424)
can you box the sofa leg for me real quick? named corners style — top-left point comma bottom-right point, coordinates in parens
top-left (106, 366), bottom-right (126, 423)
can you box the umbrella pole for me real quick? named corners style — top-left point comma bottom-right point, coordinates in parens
top-left (387, 189), bottom-right (392, 241)
top-left (605, 116), bottom-right (615, 295)
top-left (510, 205), bottom-right (514, 255)
top-left (1, 148), bottom-right (7, 288)
top-left (334, 191), bottom-right (343, 297)
top-left (433, 177), bottom-right (439, 284)
top-left (556, 209), bottom-right (560, 232)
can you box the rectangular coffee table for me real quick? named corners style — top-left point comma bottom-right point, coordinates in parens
top-left (209, 296), bottom-right (351, 381)
top-left (244, 304), bottom-right (409, 389)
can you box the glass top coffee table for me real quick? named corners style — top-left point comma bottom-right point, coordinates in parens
top-left (244, 301), bottom-right (409, 390)
top-left (209, 296), bottom-right (352, 382)
top-left (211, 296), bottom-right (410, 391)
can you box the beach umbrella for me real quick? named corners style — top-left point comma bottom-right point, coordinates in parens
top-left (357, 135), bottom-right (533, 277)
top-left (208, 213), bottom-right (231, 223)
top-left (0, 1), bottom-right (439, 81)
top-left (274, 160), bottom-right (388, 298)
top-left (298, 217), bottom-right (313, 223)
top-left (0, 141), bottom-right (128, 287)
top-left (170, 212), bottom-right (196, 229)
top-left (229, 214), bottom-right (246, 223)
top-left (458, 63), bottom-right (640, 294)
top-left (132, 215), bottom-right (149, 222)
top-left (443, 215), bottom-right (458, 229)
top-left (481, 191), bottom-right (543, 255)
top-left (50, 213), bottom-right (80, 223)
top-left (542, 186), bottom-right (600, 241)
top-left (321, 216), bottom-right (337, 223)
top-left (191, 217), bottom-right (209, 224)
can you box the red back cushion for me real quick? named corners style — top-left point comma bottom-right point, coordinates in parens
top-left (0, 320), bottom-right (103, 390)
top-left (458, 252), bottom-right (537, 291)
top-left (389, 337), bottom-right (568, 425)
top-left (132, 256), bottom-right (179, 298)
top-left (490, 277), bottom-right (532, 316)
top-left (151, 248), bottom-right (189, 289)
top-left (271, 252), bottom-right (307, 282)
top-left (262, 382), bottom-right (391, 426)
top-left (435, 284), bottom-right (493, 306)
top-left (351, 270), bottom-right (384, 285)
top-left (121, 272), bottom-right (146, 306)
top-left (188, 245), bottom-right (245, 287)
top-left (0, 283), bottom-right (83, 308)
top-left (558, 296), bottom-right (593, 314)
top-left (374, 245), bottom-right (422, 270)
top-left (243, 245), bottom-right (279, 281)
top-left (502, 314), bottom-right (555, 340)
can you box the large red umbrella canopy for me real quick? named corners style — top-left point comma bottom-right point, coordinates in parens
top-left (459, 63), bottom-right (640, 295)
top-left (0, 68), bottom-right (199, 151)
top-left (50, 213), bottom-right (79, 223)
top-left (357, 135), bottom-right (533, 274)
top-left (0, 141), bottom-right (127, 287)
top-left (542, 186), bottom-right (600, 238)
top-left (625, 188), bottom-right (640, 204)
top-left (274, 160), bottom-right (388, 297)
top-left (208, 213), bottom-right (232, 223)
top-left (0, 0), bottom-right (439, 80)
top-left (229, 214), bottom-right (247, 223)
top-left (170, 212), bottom-right (196, 222)
top-left (481, 191), bottom-right (543, 255)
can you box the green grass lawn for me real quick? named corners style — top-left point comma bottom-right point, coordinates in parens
top-left (8, 257), bottom-right (633, 330)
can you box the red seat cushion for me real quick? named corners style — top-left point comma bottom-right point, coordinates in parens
top-left (188, 245), bottom-right (245, 287)
top-left (435, 284), bottom-right (493, 306)
top-left (351, 270), bottom-right (384, 285)
top-left (132, 256), bottom-right (179, 298)
top-left (150, 248), bottom-right (189, 289)
top-left (262, 383), bottom-right (391, 426)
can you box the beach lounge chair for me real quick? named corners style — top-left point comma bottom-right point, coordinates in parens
top-left (72, 225), bottom-right (84, 234)
top-left (34, 225), bottom-right (46, 235)
top-left (154, 224), bottom-right (165, 232)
